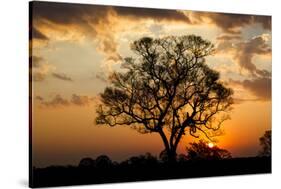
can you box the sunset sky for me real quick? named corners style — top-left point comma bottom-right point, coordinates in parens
top-left (30, 2), bottom-right (271, 168)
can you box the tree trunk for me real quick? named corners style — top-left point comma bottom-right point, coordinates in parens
top-left (158, 130), bottom-right (177, 163)
top-left (167, 148), bottom-right (177, 164)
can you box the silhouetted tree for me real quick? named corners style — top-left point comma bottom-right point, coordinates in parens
top-left (159, 150), bottom-right (169, 163)
top-left (124, 153), bottom-right (158, 167)
top-left (95, 155), bottom-right (113, 169)
top-left (78, 157), bottom-right (95, 168)
top-left (96, 35), bottom-right (233, 162)
top-left (186, 140), bottom-right (232, 160)
top-left (258, 130), bottom-right (271, 157)
top-left (177, 154), bottom-right (189, 163)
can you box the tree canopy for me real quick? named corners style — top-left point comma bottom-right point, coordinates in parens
top-left (258, 130), bottom-right (271, 157)
top-left (186, 140), bottom-right (232, 160)
top-left (96, 35), bottom-right (233, 162)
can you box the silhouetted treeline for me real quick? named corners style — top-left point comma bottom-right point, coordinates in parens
top-left (30, 154), bottom-right (271, 188)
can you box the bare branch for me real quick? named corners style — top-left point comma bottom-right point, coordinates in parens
top-left (96, 35), bottom-right (233, 162)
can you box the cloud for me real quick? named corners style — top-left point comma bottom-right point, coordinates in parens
top-left (36, 94), bottom-right (95, 107)
top-left (239, 78), bottom-right (271, 100)
top-left (34, 2), bottom-right (271, 38)
top-left (215, 33), bottom-right (272, 102)
top-left (52, 72), bottom-right (73, 81)
top-left (229, 77), bottom-right (271, 101)
top-left (39, 94), bottom-right (70, 107)
top-left (113, 6), bottom-right (191, 23)
top-left (32, 73), bottom-right (46, 82)
top-left (31, 2), bottom-right (271, 69)
top-left (149, 24), bottom-right (164, 34)
top-left (189, 12), bottom-right (271, 34)
top-left (95, 72), bottom-right (108, 83)
top-left (31, 56), bottom-right (44, 68)
top-left (35, 96), bottom-right (44, 101)
top-left (30, 56), bottom-right (54, 82)
top-left (32, 2), bottom-right (118, 63)
top-left (232, 98), bottom-right (260, 104)
top-left (31, 2), bottom-right (191, 67)
top-left (253, 16), bottom-right (271, 30)
top-left (216, 34), bottom-right (241, 41)
top-left (216, 34), bottom-right (271, 77)
top-left (35, 3), bottom-right (187, 26)
top-left (71, 94), bottom-right (93, 106)
top-left (233, 34), bottom-right (271, 77)
top-left (31, 26), bottom-right (49, 41)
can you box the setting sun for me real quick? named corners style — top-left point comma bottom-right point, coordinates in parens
top-left (208, 142), bottom-right (215, 148)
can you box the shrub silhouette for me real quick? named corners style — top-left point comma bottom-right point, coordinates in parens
top-left (186, 140), bottom-right (232, 160)
top-left (78, 157), bottom-right (95, 168)
top-left (123, 153), bottom-right (158, 167)
top-left (95, 155), bottom-right (113, 169)
top-left (258, 130), bottom-right (271, 157)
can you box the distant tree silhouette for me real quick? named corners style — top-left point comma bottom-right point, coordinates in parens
top-left (95, 155), bottom-right (113, 169)
top-left (258, 130), bottom-right (271, 157)
top-left (123, 153), bottom-right (158, 167)
top-left (177, 153), bottom-right (189, 162)
top-left (96, 35), bottom-right (233, 162)
top-left (79, 157), bottom-right (95, 168)
top-left (186, 140), bottom-right (232, 160)
top-left (159, 150), bottom-right (169, 163)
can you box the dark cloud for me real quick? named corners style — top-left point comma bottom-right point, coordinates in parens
top-left (71, 94), bottom-right (93, 106)
top-left (32, 2), bottom-right (190, 25)
top-left (31, 2), bottom-right (192, 63)
top-left (37, 94), bottom-right (95, 107)
top-left (114, 6), bottom-right (191, 23)
top-left (216, 34), bottom-right (241, 41)
top-left (192, 12), bottom-right (271, 34)
top-left (35, 96), bottom-right (44, 101)
top-left (253, 16), bottom-right (271, 30)
top-left (216, 33), bottom-right (271, 102)
top-left (31, 1), bottom-right (271, 65)
top-left (52, 72), bottom-right (73, 81)
top-left (95, 72), bottom-right (108, 83)
top-left (31, 27), bottom-right (49, 41)
top-left (30, 56), bottom-right (52, 82)
top-left (31, 56), bottom-right (44, 68)
top-left (234, 35), bottom-right (271, 77)
top-left (241, 77), bottom-right (271, 100)
top-left (216, 34), bottom-right (271, 77)
top-left (41, 94), bottom-right (70, 107)
top-left (31, 2), bottom-right (117, 62)
top-left (199, 13), bottom-right (253, 34)
top-left (32, 2), bottom-right (106, 24)
top-left (32, 2), bottom-right (271, 37)
top-left (230, 77), bottom-right (271, 101)
top-left (255, 69), bottom-right (271, 78)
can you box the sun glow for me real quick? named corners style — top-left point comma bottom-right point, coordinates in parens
top-left (208, 142), bottom-right (215, 148)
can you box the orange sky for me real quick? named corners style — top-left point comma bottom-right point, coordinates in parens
top-left (30, 2), bottom-right (272, 167)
